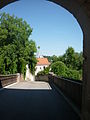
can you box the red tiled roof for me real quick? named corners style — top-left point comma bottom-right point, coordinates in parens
top-left (37, 58), bottom-right (50, 65)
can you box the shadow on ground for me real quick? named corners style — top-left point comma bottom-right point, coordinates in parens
top-left (0, 83), bottom-right (80, 120)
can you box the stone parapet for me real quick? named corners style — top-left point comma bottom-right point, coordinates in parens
top-left (48, 73), bottom-right (82, 111)
top-left (35, 73), bottom-right (82, 111)
top-left (0, 73), bottom-right (24, 87)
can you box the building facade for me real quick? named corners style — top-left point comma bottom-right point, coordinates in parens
top-left (35, 57), bottom-right (50, 75)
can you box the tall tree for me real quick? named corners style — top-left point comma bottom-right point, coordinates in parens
top-left (63, 47), bottom-right (75, 69)
top-left (0, 12), bottom-right (37, 75)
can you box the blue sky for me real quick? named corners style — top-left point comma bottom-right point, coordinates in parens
top-left (1, 0), bottom-right (83, 56)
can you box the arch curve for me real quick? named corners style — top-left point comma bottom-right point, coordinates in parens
top-left (0, 1), bottom-right (90, 120)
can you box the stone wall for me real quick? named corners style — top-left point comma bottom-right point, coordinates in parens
top-left (48, 74), bottom-right (82, 111)
top-left (36, 73), bottom-right (82, 111)
top-left (0, 73), bottom-right (24, 87)
top-left (35, 75), bottom-right (49, 82)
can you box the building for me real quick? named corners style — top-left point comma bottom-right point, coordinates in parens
top-left (35, 57), bottom-right (50, 75)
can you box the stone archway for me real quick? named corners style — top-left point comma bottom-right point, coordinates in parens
top-left (49, 2), bottom-right (90, 120)
top-left (0, 1), bottom-right (90, 120)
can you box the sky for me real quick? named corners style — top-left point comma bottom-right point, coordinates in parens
top-left (0, 0), bottom-right (83, 56)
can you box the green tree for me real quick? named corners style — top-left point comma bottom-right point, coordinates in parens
top-left (51, 61), bottom-right (81, 80)
top-left (25, 40), bottom-right (37, 74)
top-left (0, 12), bottom-right (37, 75)
top-left (51, 61), bottom-right (67, 77)
top-left (65, 69), bottom-right (81, 80)
top-left (51, 55), bottom-right (58, 63)
top-left (61, 47), bottom-right (83, 71)
top-left (44, 47), bottom-right (83, 80)
top-left (37, 67), bottom-right (50, 76)
top-left (63, 47), bottom-right (75, 69)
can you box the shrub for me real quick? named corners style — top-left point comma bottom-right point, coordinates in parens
top-left (51, 61), bottom-right (81, 80)
top-left (37, 67), bottom-right (50, 76)
top-left (51, 61), bottom-right (67, 77)
top-left (65, 69), bottom-right (81, 80)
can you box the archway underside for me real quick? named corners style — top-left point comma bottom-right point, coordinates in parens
top-left (0, 0), bottom-right (90, 17)
top-left (0, 1), bottom-right (90, 120)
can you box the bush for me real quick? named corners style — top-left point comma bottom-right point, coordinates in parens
top-left (65, 69), bottom-right (81, 80)
top-left (37, 67), bottom-right (50, 76)
top-left (51, 61), bottom-right (81, 80)
top-left (51, 61), bottom-right (67, 77)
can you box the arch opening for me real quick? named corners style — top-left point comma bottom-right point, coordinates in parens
top-left (0, 1), bottom-right (90, 120)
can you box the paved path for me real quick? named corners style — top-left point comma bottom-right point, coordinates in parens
top-left (5, 81), bottom-right (51, 90)
top-left (0, 81), bottom-right (80, 120)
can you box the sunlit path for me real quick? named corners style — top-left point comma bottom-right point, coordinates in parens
top-left (5, 81), bottom-right (52, 90)
top-left (0, 81), bottom-right (80, 120)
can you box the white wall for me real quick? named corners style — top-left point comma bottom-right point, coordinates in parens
top-left (25, 64), bottom-right (35, 81)
top-left (35, 65), bottom-right (49, 76)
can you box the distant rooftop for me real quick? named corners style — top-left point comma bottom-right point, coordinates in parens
top-left (37, 58), bottom-right (50, 65)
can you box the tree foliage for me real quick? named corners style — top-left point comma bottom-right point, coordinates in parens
top-left (51, 61), bottom-right (67, 77)
top-left (44, 47), bottom-right (83, 80)
top-left (62, 47), bottom-right (83, 71)
top-left (0, 12), bottom-right (37, 75)
top-left (37, 67), bottom-right (50, 76)
top-left (51, 61), bottom-right (81, 80)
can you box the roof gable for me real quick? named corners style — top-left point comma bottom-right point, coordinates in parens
top-left (37, 58), bottom-right (50, 65)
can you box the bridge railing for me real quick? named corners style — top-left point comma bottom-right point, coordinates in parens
top-left (0, 74), bottom-right (17, 87)
top-left (48, 73), bottom-right (82, 111)
top-left (35, 73), bottom-right (82, 111)
top-left (0, 73), bottom-right (24, 88)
